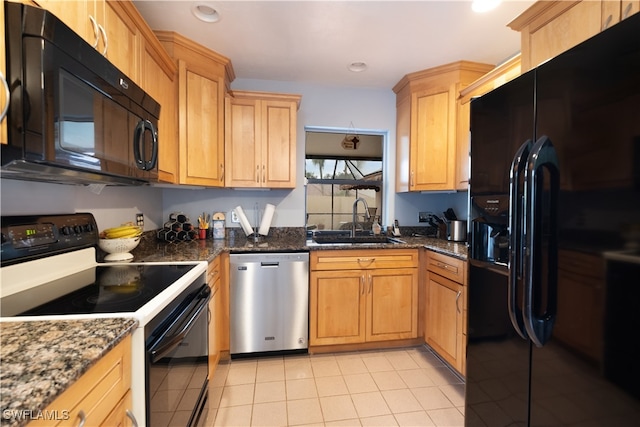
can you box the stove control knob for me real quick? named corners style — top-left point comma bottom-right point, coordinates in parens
top-left (74, 225), bottom-right (83, 234)
top-left (61, 226), bottom-right (72, 235)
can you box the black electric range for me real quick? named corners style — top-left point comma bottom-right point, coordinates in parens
top-left (1, 263), bottom-right (199, 316)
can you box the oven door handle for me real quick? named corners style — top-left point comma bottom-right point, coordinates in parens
top-left (149, 287), bottom-right (211, 363)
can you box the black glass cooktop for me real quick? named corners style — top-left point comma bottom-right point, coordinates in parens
top-left (1, 264), bottom-right (198, 316)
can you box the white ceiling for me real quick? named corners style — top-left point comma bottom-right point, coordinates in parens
top-left (132, 0), bottom-right (536, 90)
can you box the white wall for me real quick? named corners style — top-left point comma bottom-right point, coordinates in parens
top-left (0, 179), bottom-right (164, 231)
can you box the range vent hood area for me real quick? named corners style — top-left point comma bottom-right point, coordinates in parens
top-left (0, 158), bottom-right (150, 187)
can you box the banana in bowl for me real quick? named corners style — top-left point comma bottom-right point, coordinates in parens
top-left (99, 223), bottom-right (143, 261)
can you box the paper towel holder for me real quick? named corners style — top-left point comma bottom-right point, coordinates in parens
top-left (233, 204), bottom-right (275, 243)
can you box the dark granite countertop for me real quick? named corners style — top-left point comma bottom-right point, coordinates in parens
top-left (0, 318), bottom-right (137, 427)
top-left (123, 227), bottom-right (468, 263)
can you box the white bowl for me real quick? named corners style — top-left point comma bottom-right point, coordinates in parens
top-left (98, 237), bottom-right (141, 261)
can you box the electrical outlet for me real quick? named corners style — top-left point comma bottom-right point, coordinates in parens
top-left (136, 213), bottom-right (144, 227)
top-left (231, 211), bottom-right (240, 223)
top-left (418, 212), bottom-right (429, 223)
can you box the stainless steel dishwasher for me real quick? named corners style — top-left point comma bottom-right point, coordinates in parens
top-left (229, 252), bottom-right (309, 356)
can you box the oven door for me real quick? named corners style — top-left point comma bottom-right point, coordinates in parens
top-left (147, 285), bottom-right (210, 427)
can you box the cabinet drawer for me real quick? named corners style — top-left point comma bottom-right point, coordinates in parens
top-left (208, 255), bottom-right (222, 289)
top-left (29, 335), bottom-right (131, 427)
top-left (426, 251), bottom-right (466, 284)
top-left (311, 249), bottom-right (419, 271)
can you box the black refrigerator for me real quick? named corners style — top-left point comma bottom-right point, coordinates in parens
top-left (465, 12), bottom-right (640, 427)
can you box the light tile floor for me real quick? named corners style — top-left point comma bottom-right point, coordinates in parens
top-left (202, 345), bottom-right (465, 426)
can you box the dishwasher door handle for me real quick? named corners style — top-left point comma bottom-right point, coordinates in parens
top-left (261, 262), bottom-right (280, 267)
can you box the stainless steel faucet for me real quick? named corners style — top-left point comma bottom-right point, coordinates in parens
top-left (352, 197), bottom-right (371, 237)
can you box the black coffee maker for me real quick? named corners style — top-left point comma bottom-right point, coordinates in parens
top-left (470, 195), bottom-right (509, 265)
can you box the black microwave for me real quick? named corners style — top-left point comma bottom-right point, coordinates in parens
top-left (2, 2), bottom-right (160, 186)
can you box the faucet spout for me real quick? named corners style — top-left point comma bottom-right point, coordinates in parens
top-left (352, 198), bottom-right (370, 237)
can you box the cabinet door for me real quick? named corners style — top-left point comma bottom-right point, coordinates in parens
top-left (512, 1), bottom-right (608, 71)
top-left (140, 39), bottom-right (178, 183)
top-left (410, 86), bottom-right (455, 191)
top-left (425, 272), bottom-right (463, 370)
top-left (395, 95), bottom-right (411, 192)
top-left (36, 0), bottom-right (94, 46)
top-left (261, 99), bottom-right (296, 188)
top-left (310, 270), bottom-right (366, 346)
top-left (103, 2), bottom-right (139, 81)
top-left (179, 62), bottom-right (225, 186)
top-left (455, 99), bottom-right (471, 190)
top-left (225, 97), bottom-right (261, 187)
top-left (100, 391), bottom-right (133, 427)
top-left (366, 268), bottom-right (418, 342)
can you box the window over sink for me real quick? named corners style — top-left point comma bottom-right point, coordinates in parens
top-left (305, 128), bottom-right (383, 232)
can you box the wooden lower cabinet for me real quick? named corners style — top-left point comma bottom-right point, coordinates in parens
top-left (207, 255), bottom-right (222, 378)
top-left (310, 249), bottom-right (419, 347)
top-left (28, 335), bottom-right (134, 427)
top-left (424, 250), bottom-right (467, 375)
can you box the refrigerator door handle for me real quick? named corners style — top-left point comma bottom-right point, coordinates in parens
top-left (523, 135), bottom-right (559, 347)
top-left (507, 139), bottom-right (533, 340)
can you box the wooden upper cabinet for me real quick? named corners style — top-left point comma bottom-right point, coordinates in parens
top-left (225, 90), bottom-right (301, 189)
top-left (131, 9), bottom-right (179, 184)
top-left (35, 0), bottom-right (107, 54)
top-left (456, 54), bottom-right (522, 190)
top-left (509, 0), bottom-right (639, 72)
top-left (393, 61), bottom-right (493, 192)
top-left (156, 31), bottom-right (235, 187)
top-left (103, 1), bottom-right (140, 81)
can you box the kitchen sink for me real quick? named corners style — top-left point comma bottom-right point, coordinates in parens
top-left (308, 230), bottom-right (405, 245)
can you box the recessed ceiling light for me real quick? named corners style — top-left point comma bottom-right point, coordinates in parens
top-left (348, 62), bottom-right (368, 72)
top-left (192, 3), bottom-right (220, 23)
top-left (472, 0), bottom-right (501, 13)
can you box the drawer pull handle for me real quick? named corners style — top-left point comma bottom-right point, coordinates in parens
top-left (456, 291), bottom-right (462, 313)
top-left (358, 258), bottom-right (375, 264)
top-left (77, 410), bottom-right (87, 427)
top-left (126, 410), bottom-right (140, 427)
top-left (361, 275), bottom-right (366, 294)
top-left (436, 262), bottom-right (451, 270)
